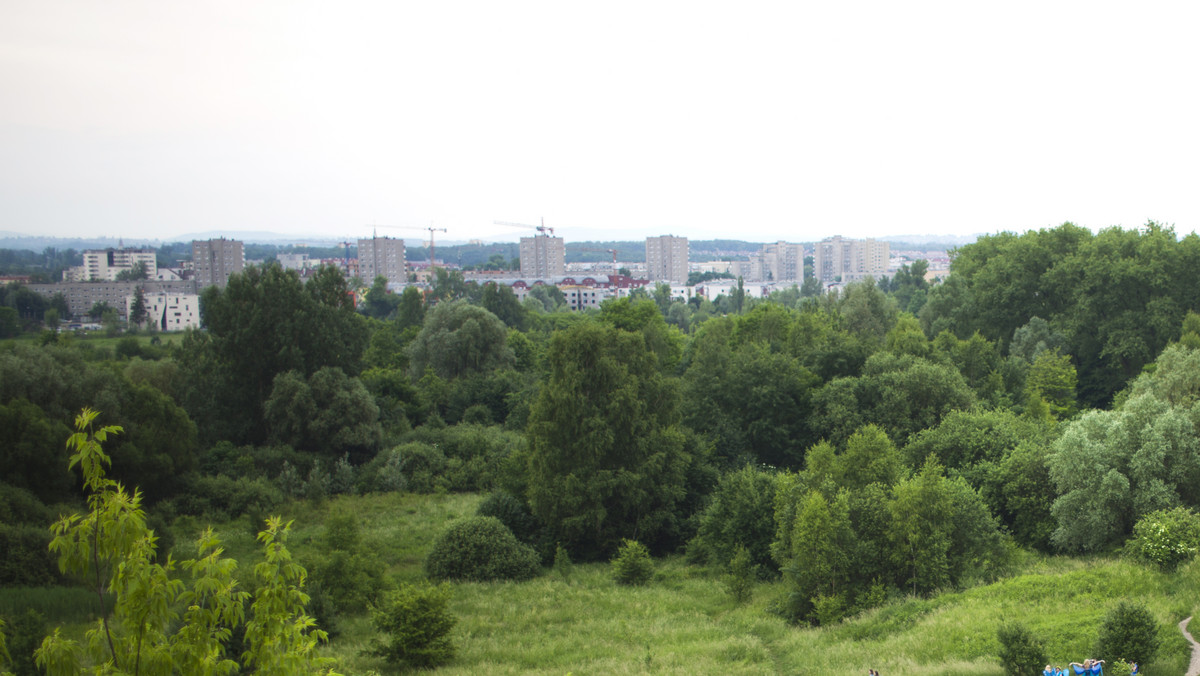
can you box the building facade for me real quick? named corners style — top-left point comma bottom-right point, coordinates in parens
top-left (519, 235), bottom-right (565, 278)
top-left (814, 236), bottom-right (890, 283)
top-left (67, 248), bottom-right (158, 282)
top-left (28, 280), bottom-right (199, 318)
top-left (645, 235), bottom-right (689, 283)
top-left (127, 292), bottom-right (201, 331)
top-left (357, 236), bottom-right (407, 286)
top-left (192, 238), bottom-right (245, 289)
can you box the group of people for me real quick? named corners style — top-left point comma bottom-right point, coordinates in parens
top-left (1043, 658), bottom-right (1135, 675)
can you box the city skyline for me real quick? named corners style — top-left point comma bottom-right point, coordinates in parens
top-left (3, 2), bottom-right (1198, 244)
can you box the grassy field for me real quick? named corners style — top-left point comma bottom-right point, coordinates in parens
top-left (13, 491), bottom-right (1196, 675)
top-left (196, 493), bottom-right (1195, 676)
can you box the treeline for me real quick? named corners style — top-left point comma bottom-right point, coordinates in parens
top-left (5, 222), bottom-right (1200, 633)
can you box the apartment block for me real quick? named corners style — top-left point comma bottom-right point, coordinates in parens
top-left (645, 235), bottom-right (689, 283)
top-left (519, 235), bottom-right (565, 278)
top-left (742, 241), bottom-right (804, 282)
top-left (127, 292), bottom-right (200, 331)
top-left (192, 238), bottom-right (245, 289)
top-left (358, 236), bottom-right (407, 286)
top-left (814, 236), bottom-right (890, 283)
top-left (67, 248), bottom-right (158, 282)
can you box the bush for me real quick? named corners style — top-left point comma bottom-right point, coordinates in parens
top-left (399, 442), bottom-right (447, 493)
top-left (365, 583), bottom-right (456, 669)
top-left (0, 523), bottom-right (57, 586)
top-left (476, 490), bottom-right (538, 543)
top-left (553, 544), bottom-right (573, 582)
top-left (1125, 507), bottom-right (1200, 570)
top-left (723, 545), bottom-right (754, 604)
top-left (1096, 601), bottom-right (1160, 666)
top-left (997, 622), bottom-right (1046, 676)
top-left (309, 514), bottom-right (391, 615)
top-left (611, 539), bottom-right (654, 586)
top-left (424, 516), bottom-right (540, 582)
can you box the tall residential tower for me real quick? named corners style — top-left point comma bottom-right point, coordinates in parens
top-left (645, 235), bottom-right (689, 283)
top-left (519, 235), bottom-right (565, 278)
top-left (358, 235), bottom-right (407, 286)
top-left (191, 238), bottom-right (245, 289)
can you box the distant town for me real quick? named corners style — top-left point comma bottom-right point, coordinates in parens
top-left (1, 233), bottom-right (955, 331)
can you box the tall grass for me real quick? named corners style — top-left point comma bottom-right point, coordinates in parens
top-left (0, 586), bottom-right (111, 624)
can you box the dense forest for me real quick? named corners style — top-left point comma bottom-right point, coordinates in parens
top-left (2, 222), bottom-right (1200, 674)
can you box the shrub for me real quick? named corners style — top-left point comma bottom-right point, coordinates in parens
top-left (723, 545), bottom-right (755, 604)
top-left (365, 583), bottom-right (456, 669)
top-left (997, 622), bottom-right (1046, 676)
top-left (1096, 601), bottom-right (1160, 666)
top-left (1125, 507), bottom-right (1200, 570)
top-left (611, 539), bottom-right (654, 586)
top-left (399, 442), bottom-right (447, 493)
top-left (553, 544), bottom-right (573, 582)
top-left (476, 490), bottom-right (538, 543)
top-left (0, 523), bottom-right (57, 586)
top-left (424, 516), bottom-right (540, 582)
top-left (690, 465), bottom-right (778, 574)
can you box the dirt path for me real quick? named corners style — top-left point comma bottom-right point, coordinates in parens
top-left (1179, 616), bottom-right (1200, 676)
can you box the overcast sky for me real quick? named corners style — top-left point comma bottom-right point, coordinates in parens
top-left (2, 1), bottom-right (1198, 244)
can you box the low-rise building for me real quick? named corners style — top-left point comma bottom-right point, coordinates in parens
top-left (127, 292), bottom-right (201, 331)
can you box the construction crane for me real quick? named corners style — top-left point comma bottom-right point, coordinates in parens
top-left (493, 218), bottom-right (555, 237)
top-left (370, 223), bottom-right (448, 270)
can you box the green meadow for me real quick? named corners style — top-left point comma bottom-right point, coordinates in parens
top-left (141, 492), bottom-right (1196, 675)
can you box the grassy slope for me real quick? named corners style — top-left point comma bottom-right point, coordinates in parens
top-left (12, 491), bottom-right (1194, 674)
top-left (205, 492), bottom-right (1195, 676)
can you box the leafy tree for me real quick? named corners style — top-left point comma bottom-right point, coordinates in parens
top-left (1026, 350), bottom-right (1078, 419)
top-left (407, 300), bottom-right (513, 380)
top-left (365, 583), bottom-right (456, 669)
top-left (263, 368), bottom-right (381, 461)
top-left (779, 490), bottom-right (853, 624)
top-left (1010, 316), bottom-right (1067, 362)
top-left (0, 307), bottom-right (18, 338)
top-left (690, 465), bottom-right (778, 572)
top-left (182, 263), bottom-right (368, 444)
top-left (996, 622), bottom-right (1047, 676)
top-left (36, 408), bottom-right (338, 675)
top-left (395, 286), bottom-right (426, 329)
top-left (114, 261), bottom-right (148, 282)
top-left (1095, 602), bottom-right (1160, 666)
top-left (359, 276), bottom-right (399, 320)
top-left (526, 320), bottom-right (692, 559)
top-left (481, 282), bottom-right (529, 330)
top-left (723, 545), bottom-right (755, 604)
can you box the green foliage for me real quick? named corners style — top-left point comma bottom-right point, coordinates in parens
top-left (180, 263), bottom-right (368, 445)
top-left (35, 409), bottom-right (339, 676)
top-left (476, 490), bottom-right (539, 544)
top-left (1027, 350), bottom-right (1078, 419)
top-left (611, 539), bottom-right (654, 586)
top-left (0, 522), bottom-right (57, 586)
top-left (1124, 507), bottom-right (1200, 570)
top-left (553, 544), bottom-right (573, 582)
top-left (691, 465), bottom-right (778, 574)
top-left (996, 622), bottom-right (1047, 676)
top-left (365, 583), bottom-right (456, 669)
top-left (263, 367), bottom-right (382, 461)
top-left (723, 545), bottom-right (755, 604)
top-left (407, 300), bottom-right (514, 380)
top-left (1095, 602), bottom-right (1160, 666)
top-left (309, 514), bottom-right (391, 616)
top-left (527, 319), bottom-right (695, 560)
top-left (425, 516), bottom-right (540, 582)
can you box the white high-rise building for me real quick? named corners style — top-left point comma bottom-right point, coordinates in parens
top-left (358, 236), bottom-right (407, 286)
top-left (645, 235), bottom-right (689, 283)
top-left (191, 238), bottom-right (245, 289)
top-left (814, 236), bottom-right (889, 283)
top-left (68, 248), bottom-right (158, 282)
top-left (519, 235), bottom-right (565, 278)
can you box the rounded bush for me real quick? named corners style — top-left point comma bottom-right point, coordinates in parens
top-left (425, 516), bottom-right (540, 582)
top-left (1125, 507), bottom-right (1200, 570)
top-left (997, 622), bottom-right (1046, 676)
top-left (476, 490), bottom-right (538, 543)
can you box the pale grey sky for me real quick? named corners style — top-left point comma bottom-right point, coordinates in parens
top-left (2, 1), bottom-right (1198, 244)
